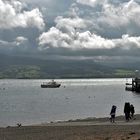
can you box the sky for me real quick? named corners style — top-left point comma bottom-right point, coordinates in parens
top-left (0, 0), bottom-right (140, 61)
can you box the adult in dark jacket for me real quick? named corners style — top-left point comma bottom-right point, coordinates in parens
top-left (130, 104), bottom-right (135, 119)
top-left (110, 105), bottom-right (117, 123)
top-left (124, 102), bottom-right (131, 121)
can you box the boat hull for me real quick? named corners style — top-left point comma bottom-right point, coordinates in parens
top-left (41, 84), bottom-right (61, 88)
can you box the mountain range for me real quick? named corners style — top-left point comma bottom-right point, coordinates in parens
top-left (0, 53), bottom-right (138, 79)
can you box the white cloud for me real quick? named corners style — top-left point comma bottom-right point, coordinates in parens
top-left (55, 16), bottom-right (89, 35)
top-left (74, 31), bottom-right (115, 49)
top-left (0, 0), bottom-right (45, 30)
top-left (114, 34), bottom-right (140, 49)
top-left (52, 3), bottom-right (92, 37)
top-left (38, 25), bottom-right (140, 51)
top-left (38, 27), bottom-right (111, 50)
top-left (17, 8), bottom-right (45, 30)
top-left (38, 1), bottom-right (140, 52)
top-left (15, 36), bottom-right (28, 46)
top-left (39, 27), bottom-right (72, 49)
top-left (11, 0), bottom-right (23, 12)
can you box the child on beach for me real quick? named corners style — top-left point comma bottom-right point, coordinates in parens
top-left (110, 105), bottom-right (117, 123)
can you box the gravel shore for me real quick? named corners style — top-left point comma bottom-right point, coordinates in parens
top-left (1, 115), bottom-right (140, 140)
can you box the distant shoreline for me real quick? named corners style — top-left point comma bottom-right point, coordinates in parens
top-left (0, 77), bottom-right (132, 80)
top-left (0, 77), bottom-right (133, 79)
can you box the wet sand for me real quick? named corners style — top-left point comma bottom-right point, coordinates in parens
top-left (1, 115), bottom-right (140, 140)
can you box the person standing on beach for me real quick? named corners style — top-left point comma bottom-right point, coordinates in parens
top-left (130, 104), bottom-right (135, 119)
top-left (110, 105), bottom-right (117, 123)
top-left (124, 102), bottom-right (131, 121)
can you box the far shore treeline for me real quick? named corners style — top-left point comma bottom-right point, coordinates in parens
top-left (0, 54), bottom-right (137, 79)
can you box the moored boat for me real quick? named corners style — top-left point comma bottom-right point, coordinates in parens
top-left (41, 80), bottom-right (61, 88)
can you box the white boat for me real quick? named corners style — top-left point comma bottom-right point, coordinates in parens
top-left (41, 80), bottom-right (61, 88)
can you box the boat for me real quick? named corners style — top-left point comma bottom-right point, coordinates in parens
top-left (41, 80), bottom-right (61, 88)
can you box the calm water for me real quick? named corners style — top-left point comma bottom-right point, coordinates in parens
top-left (0, 78), bottom-right (140, 126)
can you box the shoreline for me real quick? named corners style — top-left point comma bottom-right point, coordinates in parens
top-left (2, 114), bottom-right (140, 128)
top-left (39, 114), bottom-right (140, 126)
top-left (1, 115), bottom-right (140, 140)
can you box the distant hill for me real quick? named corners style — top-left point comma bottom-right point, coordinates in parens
top-left (0, 54), bottom-right (137, 79)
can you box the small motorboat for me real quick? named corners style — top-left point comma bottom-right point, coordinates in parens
top-left (41, 80), bottom-right (61, 88)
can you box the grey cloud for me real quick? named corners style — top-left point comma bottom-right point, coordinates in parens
top-left (76, 0), bottom-right (104, 7)
top-left (76, 0), bottom-right (140, 38)
top-left (99, 0), bottom-right (140, 28)
top-left (0, 36), bottom-right (28, 48)
top-left (38, 1), bottom-right (140, 52)
top-left (1, 0), bottom-right (140, 61)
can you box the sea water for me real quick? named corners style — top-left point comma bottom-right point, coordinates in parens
top-left (0, 78), bottom-right (140, 126)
